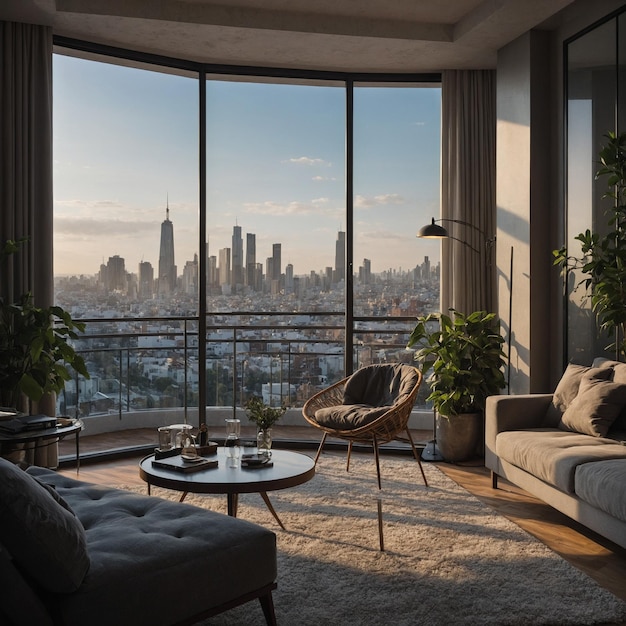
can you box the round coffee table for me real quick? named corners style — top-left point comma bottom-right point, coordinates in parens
top-left (139, 448), bottom-right (315, 529)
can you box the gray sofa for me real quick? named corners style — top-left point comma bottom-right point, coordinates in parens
top-left (485, 359), bottom-right (626, 550)
top-left (0, 457), bottom-right (277, 626)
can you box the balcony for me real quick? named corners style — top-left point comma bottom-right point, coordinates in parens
top-left (58, 312), bottom-right (434, 457)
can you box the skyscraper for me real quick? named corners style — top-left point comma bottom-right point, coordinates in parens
top-left (272, 243), bottom-right (281, 281)
top-left (231, 224), bottom-right (244, 290)
top-left (334, 231), bottom-right (345, 284)
top-left (246, 232), bottom-right (256, 290)
top-left (138, 260), bottom-right (154, 299)
top-left (158, 204), bottom-right (176, 296)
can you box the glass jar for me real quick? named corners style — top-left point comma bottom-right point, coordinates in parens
top-left (257, 428), bottom-right (272, 457)
top-left (225, 418), bottom-right (241, 466)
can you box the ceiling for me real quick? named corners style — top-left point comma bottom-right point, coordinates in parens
top-left (2, 0), bottom-right (577, 72)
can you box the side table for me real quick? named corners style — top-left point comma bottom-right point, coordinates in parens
top-left (0, 418), bottom-right (83, 470)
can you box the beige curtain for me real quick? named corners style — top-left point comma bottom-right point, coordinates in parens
top-left (0, 21), bottom-right (53, 308)
top-left (440, 70), bottom-right (496, 315)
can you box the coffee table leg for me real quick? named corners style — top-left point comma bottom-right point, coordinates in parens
top-left (227, 493), bottom-right (239, 517)
top-left (260, 492), bottom-right (285, 530)
top-left (179, 492), bottom-right (188, 503)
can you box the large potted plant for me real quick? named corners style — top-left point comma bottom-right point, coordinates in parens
top-left (0, 239), bottom-right (89, 412)
top-left (553, 131), bottom-right (626, 360)
top-left (406, 309), bottom-right (507, 462)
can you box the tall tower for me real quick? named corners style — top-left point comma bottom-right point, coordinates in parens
top-left (246, 233), bottom-right (256, 290)
top-left (334, 231), bottom-right (345, 284)
top-left (231, 224), bottom-right (244, 290)
top-left (158, 202), bottom-right (176, 296)
top-left (272, 243), bottom-right (281, 281)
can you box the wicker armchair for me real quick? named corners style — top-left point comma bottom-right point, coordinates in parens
top-left (302, 364), bottom-right (428, 489)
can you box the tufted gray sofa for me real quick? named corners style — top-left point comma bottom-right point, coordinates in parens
top-left (0, 458), bottom-right (277, 626)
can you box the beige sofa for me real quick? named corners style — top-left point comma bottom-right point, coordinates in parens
top-left (485, 359), bottom-right (626, 550)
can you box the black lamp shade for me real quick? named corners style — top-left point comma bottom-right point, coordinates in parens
top-left (417, 218), bottom-right (448, 239)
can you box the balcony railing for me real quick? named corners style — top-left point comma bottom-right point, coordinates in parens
top-left (59, 312), bottom-right (430, 440)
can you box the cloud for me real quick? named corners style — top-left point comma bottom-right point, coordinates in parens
top-left (359, 229), bottom-right (406, 242)
top-left (55, 216), bottom-right (158, 237)
top-left (243, 198), bottom-right (339, 217)
top-left (354, 193), bottom-right (405, 208)
top-left (312, 175), bottom-right (338, 182)
top-left (284, 157), bottom-right (331, 167)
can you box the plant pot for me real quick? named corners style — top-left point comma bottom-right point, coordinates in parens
top-left (436, 412), bottom-right (482, 463)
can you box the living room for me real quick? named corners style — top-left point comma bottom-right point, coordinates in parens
top-left (2, 1), bottom-right (626, 624)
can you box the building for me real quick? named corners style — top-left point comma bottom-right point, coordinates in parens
top-left (245, 232), bottom-right (256, 290)
top-left (334, 230), bottom-right (345, 285)
top-left (138, 261), bottom-right (154, 299)
top-left (157, 205), bottom-right (176, 296)
top-left (231, 224), bottom-right (243, 291)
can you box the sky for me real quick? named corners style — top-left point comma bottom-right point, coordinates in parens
top-left (53, 53), bottom-right (442, 278)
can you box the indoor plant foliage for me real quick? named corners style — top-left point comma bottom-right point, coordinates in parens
top-left (553, 131), bottom-right (626, 360)
top-left (244, 396), bottom-right (286, 430)
top-left (406, 309), bottom-right (507, 417)
top-left (0, 239), bottom-right (89, 409)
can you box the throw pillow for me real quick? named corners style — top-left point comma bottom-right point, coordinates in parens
top-left (0, 457), bottom-right (90, 593)
top-left (543, 364), bottom-right (612, 427)
top-left (558, 373), bottom-right (626, 437)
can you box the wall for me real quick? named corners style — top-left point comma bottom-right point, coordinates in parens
top-left (496, 31), bottom-right (552, 394)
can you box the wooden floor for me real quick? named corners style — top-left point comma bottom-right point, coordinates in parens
top-left (58, 426), bottom-right (626, 611)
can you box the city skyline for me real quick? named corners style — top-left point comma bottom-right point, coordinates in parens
top-left (52, 53), bottom-right (442, 278)
top-left (93, 210), bottom-right (438, 299)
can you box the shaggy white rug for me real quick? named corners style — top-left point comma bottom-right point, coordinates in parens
top-left (131, 452), bottom-right (626, 626)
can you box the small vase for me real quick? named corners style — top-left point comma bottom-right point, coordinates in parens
top-left (257, 428), bottom-right (272, 457)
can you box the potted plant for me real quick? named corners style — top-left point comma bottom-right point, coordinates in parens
top-left (406, 309), bottom-right (507, 461)
top-left (0, 238), bottom-right (90, 412)
top-left (553, 131), bottom-right (626, 360)
top-left (245, 396), bottom-right (286, 457)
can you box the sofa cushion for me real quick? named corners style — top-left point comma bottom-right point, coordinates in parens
top-left (314, 404), bottom-right (391, 430)
top-left (0, 458), bottom-right (90, 593)
top-left (496, 429), bottom-right (626, 493)
top-left (558, 373), bottom-right (626, 437)
top-left (575, 458), bottom-right (626, 523)
top-left (543, 364), bottom-right (611, 427)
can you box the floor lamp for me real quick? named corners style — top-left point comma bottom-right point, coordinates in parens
top-left (421, 408), bottom-right (444, 461)
top-left (416, 217), bottom-right (497, 462)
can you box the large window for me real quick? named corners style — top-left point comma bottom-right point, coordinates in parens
top-left (52, 42), bottom-right (441, 448)
top-left (565, 10), bottom-right (625, 363)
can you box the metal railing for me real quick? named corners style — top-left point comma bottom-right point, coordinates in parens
top-left (59, 312), bottom-right (427, 429)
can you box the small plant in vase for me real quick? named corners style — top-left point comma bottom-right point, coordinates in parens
top-left (245, 396), bottom-right (286, 457)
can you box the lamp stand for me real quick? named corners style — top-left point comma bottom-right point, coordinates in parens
top-left (421, 409), bottom-right (444, 461)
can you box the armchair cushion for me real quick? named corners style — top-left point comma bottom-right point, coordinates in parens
top-left (0, 458), bottom-right (90, 593)
top-left (343, 364), bottom-right (419, 407)
top-left (314, 404), bottom-right (391, 430)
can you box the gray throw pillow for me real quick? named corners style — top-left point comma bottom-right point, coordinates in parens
top-left (0, 457), bottom-right (90, 592)
top-left (544, 364), bottom-right (612, 427)
top-left (558, 374), bottom-right (626, 437)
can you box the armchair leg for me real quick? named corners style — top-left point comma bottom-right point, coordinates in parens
top-left (346, 441), bottom-right (353, 472)
top-left (491, 471), bottom-right (498, 489)
top-left (404, 428), bottom-right (428, 488)
top-left (314, 433), bottom-right (328, 464)
top-left (373, 436), bottom-right (382, 490)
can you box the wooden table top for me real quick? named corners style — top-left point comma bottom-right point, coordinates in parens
top-left (139, 448), bottom-right (316, 495)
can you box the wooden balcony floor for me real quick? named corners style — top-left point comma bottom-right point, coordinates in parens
top-left (58, 426), bottom-right (626, 613)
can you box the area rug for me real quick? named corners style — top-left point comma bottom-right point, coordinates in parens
top-left (126, 453), bottom-right (626, 625)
